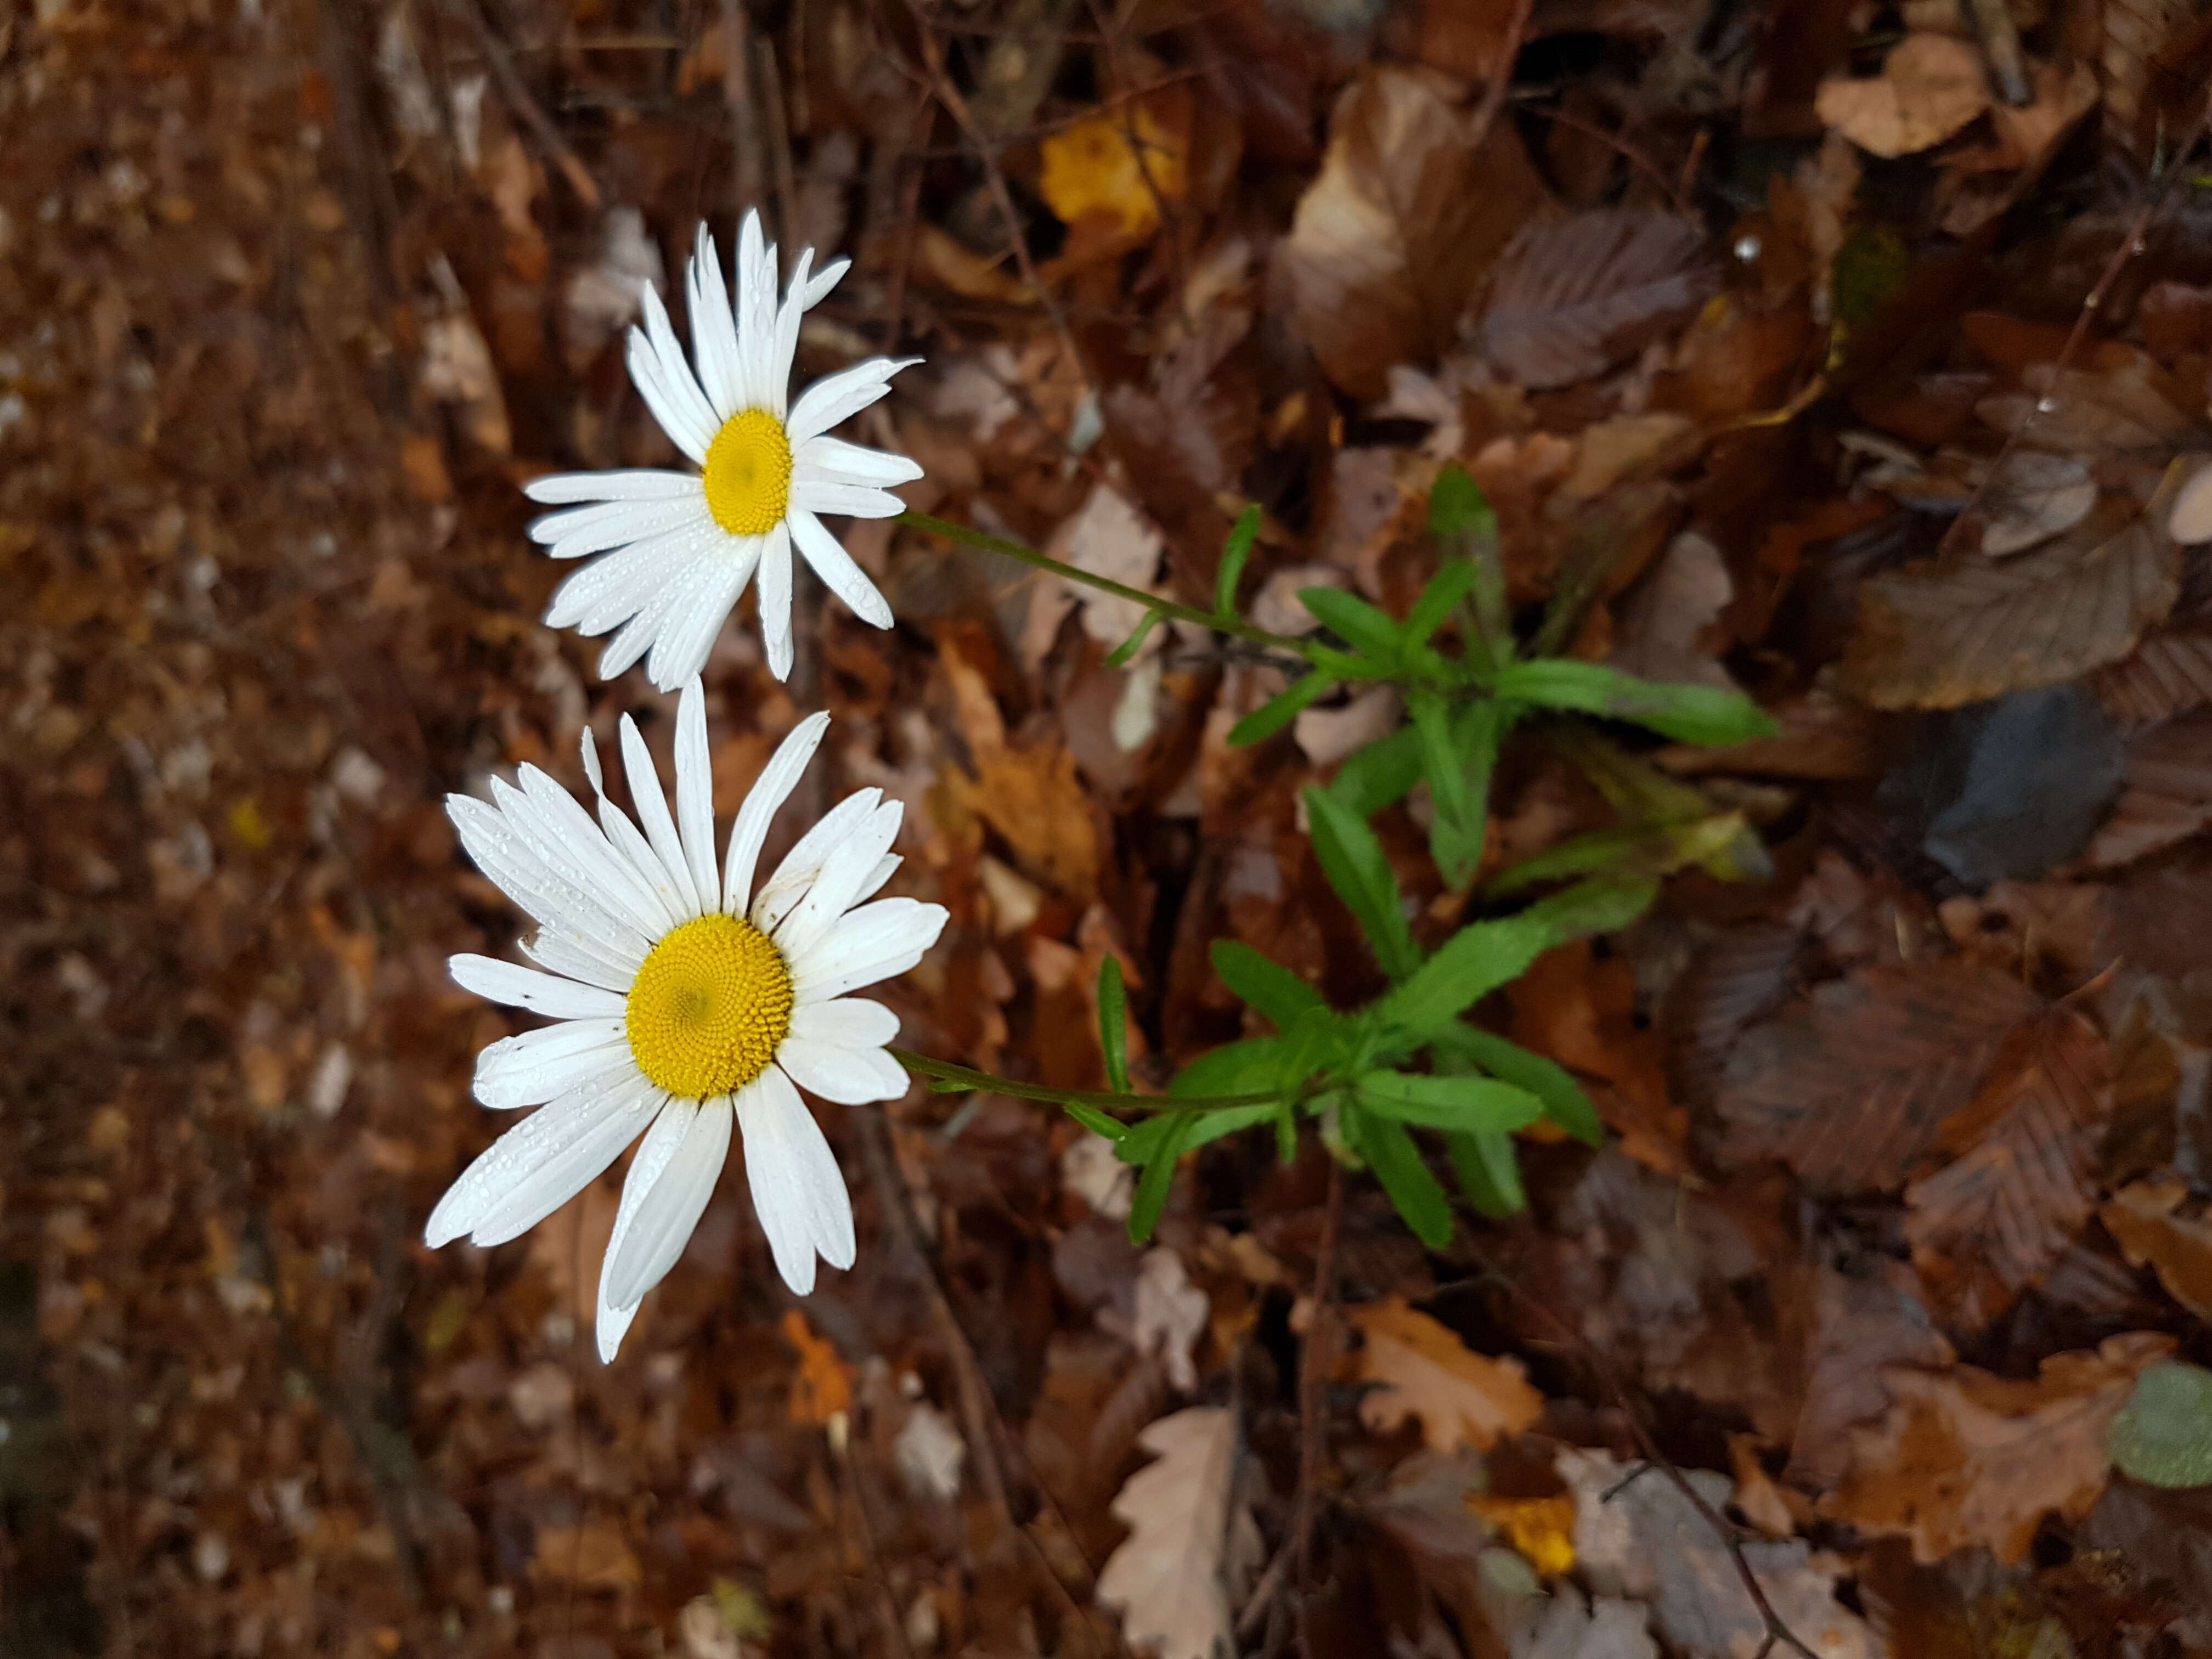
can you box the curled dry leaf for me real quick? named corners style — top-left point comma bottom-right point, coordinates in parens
top-left (1816, 34), bottom-right (1991, 159)
top-left (1903, 1006), bottom-right (2116, 1333)
top-left (1840, 486), bottom-right (2183, 710)
top-left (1353, 1296), bottom-right (1544, 1453)
top-left (1280, 65), bottom-right (1547, 399)
top-left (2169, 461), bottom-right (2212, 545)
top-left (1095, 1406), bottom-right (1262, 1659)
top-left (1979, 452), bottom-right (2097, 557)
top-left (1825, 1331), bottom-right (2176, 1563)
top-left (2102, 1177), bottom-right (2212, 1319)
top-left (1716, 961), bottom-right (2043, 1194)
top-left (1475, 211), bottom-right (1720, 392)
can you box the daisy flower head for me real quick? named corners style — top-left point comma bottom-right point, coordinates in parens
top-left (427, 679), bottom-right (949, 1360)
top-left (524, 210), bottom-right (923, 689)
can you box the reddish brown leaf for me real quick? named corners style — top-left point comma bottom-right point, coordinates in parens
top-left (1904, 1008), bottom-right (2116, 1333)
top-left (2084, 707), bottom-right (2212, 867)
top-left (2102, 1177), bottom-right (2212, 1319)
top-left (1475, 210), bottom-right (1721, 391)
top-left (1716, 961), bottom-right (2043, 1193)
top-left (1784, 1264), bottom-right (1955, 1490)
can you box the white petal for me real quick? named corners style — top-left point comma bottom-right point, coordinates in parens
top-left (451, 953), bottom-right (627, 1019)
top-left (792, 433), bottom-right (926, 487)
top-left (722, 710), bottom-right (831, 915)
top-left (474, 1018), bottom-right (629, 1109)
top-left (775, 1036), bottom-right (910, 1105)
top-left (595, 1096), bottom-right (698, 1360)
top-left (787, 508), bottom-right (894, 628)
top-left (644, 549), bottom-right (756, 692)
top-left (687, 225), bottom-right (744, 419)
top-left (789, 479), bottom-right (907, 521)
top-left (519, 928), bottom-right (635, 994)
top-left (774, 800), bottom-right (903, 962)
top-left (802, 257), bottom-right (850, 310)
top-left (636, 282), bottom-right (721, 452)
top-left (619, 713), bottom-right (702, 918)
top-left (786, 357), bottom-right (921, 448)
top-left (736, 1066), bottom-right (854, 1294)
top-left (448, 796), bottom-right (642, 981)
top-left (737, 210), bottom-right (780, 408)
top-left (769, 248), bottom-right (814, 419)
top-left (751, 788), bottom-right (882, 934)
top-left (757, 519), bottom-right (795, 681)
top-left (544, 511), bottom-right (723, 630)
top-left (467, 1075), bottom-right (665, 1248)
top-left (789, 997), bottom-right (900, 1049)
top-left (627, 314), bottom-right (715, 464)
top-left (857, 854), bottom-right (900, 906)
top-left (673, 678), bottom-right (720, 905)
top-left (580, 732), bottom-right (686, 934)
top-left (605, 1094), bottom-right (734, 1311)
top-left (424, 1069), bottom-right (657, 1247)
top-left (787, 899), bottom-right (950, 1002)
top-left (532, 496), bottom-right (707, 560)
top-left (524, 469), bottom-right (699, 505)
top-left (511, 768), bottom-right (671, 940)
top-left (597, 551), bottom-right (720, 684)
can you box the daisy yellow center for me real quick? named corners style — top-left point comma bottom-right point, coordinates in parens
top-left (702, 408), bottom-right (793, 536)
top-left (625, 913), bottom-right (793, 1099)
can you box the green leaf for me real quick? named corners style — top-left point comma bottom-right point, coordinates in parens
top-left (1277, 1005), bottom-right (1359, 1094)
top-left (1216, 505), bottom-right (1261, 618)
top-left (1064, 1102), bottom-right (1126, 1141)
top-left (1430, 1026), bottom-right (1602, 1146)
top-left (1427, 462), bottom-right (1496, 541)
top-left (1380, 878), bottom-right (1658, 1036)
top-left (1181, 1101), bottom-right (1284, 1152)
top-left (1356, 1069), bottom-right (1543, 1134)
top-left (1169, 1036), bottom-right (1286, 1101)
top-left (1103, 608), bottom-right (1161, 670)
top-left (1096, 954), bottom-right (1130, 1094)
top-left (1492, 661), bottom-right (1778, 746)
top-left (1413, 695), bottom-right (1505, 888)
top-left (1447, 1129), bottom-right (1526, 1217)
top-left (2109, 1362), bottom-right (2212, 1489)
top-left (1299, 586), bottom-right (1403, 662)
top-left (1352, 1111), bottom-right (1454, 1248)
top-left (1128, 1111), bottom-right (1199, 1243)
top-left (1404, 561), bottom-right (1478, 650)
top-left (1304, 786), bottom-right (1420, 982)
top-left (1484, 811), bottom-right (1753, 897)
top-left (1211, 940), bottom-right (1327, 1031)
top-left (1410, 691), bottom-right (1474, 839)
top-left (1228, 670), bottom-right (1336, 748)
top-left (1329, 723), bottom-right (1425, 818)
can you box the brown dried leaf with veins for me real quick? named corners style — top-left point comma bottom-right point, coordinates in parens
top-left (1816, 34), bottom-right (1991, 159)
top-left (1475, 211), bottom-right (1720, 391)
top-left (1352, 1297), bottom-right (1544, 1453)
top-left (1716, 961), bottom-right (2042, 1194)
top-left (2084, 707), bottom-right (2212, 867)
top-left (1094, 1407), bottom-right (1261, 1659)
top-left (1904, 1006), bottom-right (2115, 1333)
top-left (1825, 1332), bottom-right (2175, 1564)
top-left (1280, 65), bottom-right (1547, 399)
top-left (2102, 1177), bottom-right (2212, 1319)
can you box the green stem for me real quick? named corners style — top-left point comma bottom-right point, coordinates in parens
top-left (889, 1047), bottom-right (1279, 1115)
top-left (895, 509), bottom-right (1314, 657)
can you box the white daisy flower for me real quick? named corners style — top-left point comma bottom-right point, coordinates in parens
top-left (426, 679), bottom-right (948, 1359)
top-left (523, 210), bottom-right (923, 689)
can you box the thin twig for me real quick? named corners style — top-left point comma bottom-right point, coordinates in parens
top-left (833, 1422), bottom-right (921, 1659)
top-left (1527, 102), bottom-right (1688, 213)
top-left (447, 0), bottom-right (602, 209)
top-left (1293, 1160), bottom-right (1344, 1603)
top-left (1466, 0), bottom-right (1536, 152)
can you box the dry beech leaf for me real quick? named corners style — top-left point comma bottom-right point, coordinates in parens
top-left (2102, 1177), bottom-right (2212, 1319)
top-left (1787, 1265), bottom-right (1956, 1490)
top-left (1816, 34), bottom-right (1991, 159)
top-left (2169, 460), bottom-right (2212, 544)
top-left (1903, 1007), bottom-right (2116, 1333)
top-left (1716, 961), bottom-right (2043, 1194)
top-left (2092, 557), bottom-right (2212, 721)
top-left (1977, 356), bottom-right (2203, 453)
top-left (2084, 707), bottom-right (2212, 866)
top-left (1280, 65), bottom-right (1547, 399)
top-left (1352, 1296), bottom-right (1544, 1453)
top-left (1826, 1331), bottom-right (2175, 1563)
top-left (782, 1309), bottom-right (854, 1427)
top-left (1095, 1407), bottom-right (1261, 1659)
top-left (1979, 452), bottom-right (2097, 557)
top-left (1475, 211), bottom-right (1720, 391)
top-left (2101, 0), bottom-right (2200, 157)
top-left (1841, 485), bottom-right (2183, 710)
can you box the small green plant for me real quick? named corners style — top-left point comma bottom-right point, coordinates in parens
top-left (896, 464), bottom-right (1775, 1245)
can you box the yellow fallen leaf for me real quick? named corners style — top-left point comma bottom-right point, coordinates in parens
top-left (782, 1308), bottom-right (853, 1427)
top-left (1040, 98), bottom-right (1185, 245)
top-left (1352, 1296), bottom-right (1544, 1452)
top-left (1469, 1491), bottom-right (1577, 1575)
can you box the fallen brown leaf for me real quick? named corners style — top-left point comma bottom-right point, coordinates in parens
top-left (1352, 1296), bottom-right (1544, 1453)
top-left (2102, 1176), bottom-right (2212, 1319)
top-left (1094, 1407), bottom-right (1261, 1659)
top-left (1816, 34), bottom-right (1991, 159)
top-left (1475, 211), bottom-right (1720, 391)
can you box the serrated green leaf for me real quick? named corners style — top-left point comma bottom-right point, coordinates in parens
top-left (2109, 1362), bottom-right (2212, 1489)
top-left (1353, 1111), bottom-right (1454, 1248)
top-left (1169, 1036), bottom-right (1286, 1101)
top-left (1211, 940), bottom-right (1327, 1031)
top-left (1103, 608), bottom-right (1161, 669)
top-left (1493, 661), bottom-right (1778, 746)
top-left (1404, 560), bottom-right (1479, 650)
top-left (1305, 786), bottom-right (1420, 982)
top-left (1128, 1111), bottom-right (1199, 1242)
top-left (1216, 505), bottom-right (1261, 618)
top-left (1299, 586), bottom-right (1404, 661)
top-left (1447, 1128), bottom-right (1526, 1217)
top-left (1356, 1069), bottom-right (1543, 1133)
top-left (1380, 878), bottom-right (1658, 1036)
top-left (1064, 1102), bottom-right (1126, 1141)
top-left (1097, 954), bottom-right (1130, 1094)
top-left (1430, 1026), bottom-right (1602, 1146)
top-left (1228, 670), bottom-right (1336, 748)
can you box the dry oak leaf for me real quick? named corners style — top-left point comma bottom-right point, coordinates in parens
top-left (1280, 65), bottom-right (1547, 399)
top-left (949, 740), bottom-right (1105, 899)
top-left (1904, 1006), bottom-right (2116, 1334)
top-left (1716, 960), bottom-right (2043, 1194)
top-left (1352, 1296), bottom-right (1543, 1453)
top-left (2102, 1176), bottom-right (2212, 1319)
top-left (1825, 1331), bottom-right (2175, 1564)
top-left (1476, 211), bottom-right (1720, 392)
top-left (1816, 34), bottom-right (1991, 159)
top-left (1840, 485), bottom-right (2183, 710)
top-left (1095, 1406), bottom-right (1262, 1659)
